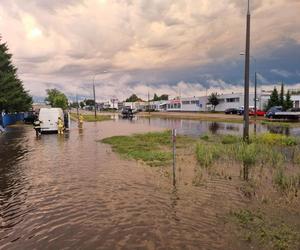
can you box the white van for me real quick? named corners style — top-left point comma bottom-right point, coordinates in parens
top-left (39, 108), bottom-right (64, 132)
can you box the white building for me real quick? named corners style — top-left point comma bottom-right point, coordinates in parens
top-left (291, 95), bottom-right (300, 108)
top-left (180, 96), bottom-right (208, 112)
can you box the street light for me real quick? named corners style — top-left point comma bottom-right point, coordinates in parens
top-left (243, 0), bottom-right (251, 142)
top-left (92, 71), bottom-right (109, 119)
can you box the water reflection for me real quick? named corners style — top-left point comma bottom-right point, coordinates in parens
top-left (129, 116), bottom-right (299, 137)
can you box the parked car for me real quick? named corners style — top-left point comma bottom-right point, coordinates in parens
top-left (265, 106), bottom-right (283, 118)
top-left (24, 111), bottom-right (37, 124)
top-left (249, 108), bottom-right (266, 116)
top-left (224, 108), bottom-right (239, 114)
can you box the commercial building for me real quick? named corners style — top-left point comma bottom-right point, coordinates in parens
top-left (118, 90), bottom-right (300, 113)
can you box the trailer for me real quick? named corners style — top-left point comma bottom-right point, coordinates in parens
top-left (272, 112), bottom-right (300, 120)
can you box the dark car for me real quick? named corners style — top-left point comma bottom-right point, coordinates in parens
top-left (224, 108), bottom-right (239, 114)
top-left (24, 112), bottom-right (37, 124)
top-left (265, 106), bottom-right (282, 118)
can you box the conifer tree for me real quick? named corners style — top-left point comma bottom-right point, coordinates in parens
top-left (0, 38), bottom-right (32, 113)
top-left (284, 91), bottom-right (293, 110)
top-left (266, 87), bottom-right (279, 111)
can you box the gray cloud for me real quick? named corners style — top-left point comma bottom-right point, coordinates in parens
top-left (0, 0), bottom-right (299, 100)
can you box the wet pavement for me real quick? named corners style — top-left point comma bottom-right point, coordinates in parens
top-left (0, 118), bottom-right (291, 249)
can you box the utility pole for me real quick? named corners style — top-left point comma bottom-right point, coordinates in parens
top-left (254, 71), bottom-right (257, 119)
top-left (93, 77), bottom-right (96, 119)
top-left (76, 94), bottom-right (79, 116)
top-left (243, 0), bottom-right (251, 142)
top-left (148, 91), bottom-right (150, 115)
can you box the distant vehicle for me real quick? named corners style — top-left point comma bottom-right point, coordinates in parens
top-left (266, 106), bottom-right (300, 120)
top-left (237, 106), bottom-right (255, 115)
top-left (121, 107), bottom-right (134, 119)
top-left (39, 108), bottom-right (65, 132)
top-left (249, 108), bottom-right (266, 116)
top-left (265, 106), bottom-right (283, 118)
top-left (224, 108), bottom-right (239, 114)
top-left (24, 111), bottom-right (37, 124)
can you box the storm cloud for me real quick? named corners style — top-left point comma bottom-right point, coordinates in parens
top-left (0, 0), bottom-right (299, 101)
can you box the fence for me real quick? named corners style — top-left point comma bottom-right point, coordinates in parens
top-left (0, 113), bottom-right (24, 128)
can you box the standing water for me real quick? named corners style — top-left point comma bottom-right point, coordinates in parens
top-left (1, 117), bottom-right (295, 249)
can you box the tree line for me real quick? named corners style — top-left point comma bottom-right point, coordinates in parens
top-left (266, 83), bottom-right (293, 111)
top-left (125, 93), bottom-right (169, 102)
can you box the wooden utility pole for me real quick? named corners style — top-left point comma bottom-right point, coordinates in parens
top-left (243, 0), bottom-right (251, 142)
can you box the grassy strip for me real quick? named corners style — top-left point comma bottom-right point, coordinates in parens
top-left (230, 209), bottom-right (300, 250)
top-left (196, 133), bottom-right (300, 192)
top-left (70, 113), bottom-right (111, 122)
top-left (101, 131), bottom-right (194, 167)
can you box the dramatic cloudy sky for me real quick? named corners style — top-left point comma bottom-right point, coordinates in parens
top-left (0, 0), bottom-right (299, 101)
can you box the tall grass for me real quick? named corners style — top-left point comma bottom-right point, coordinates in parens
top-left (196, 143), bottom-right (222, 168)
top-left (274, 168), bottom-right (300, 193)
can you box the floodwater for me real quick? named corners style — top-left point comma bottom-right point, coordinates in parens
top-left (0, 117), bottom-right (297, 249)
top-left (131, 116), bottom-right (300, 137)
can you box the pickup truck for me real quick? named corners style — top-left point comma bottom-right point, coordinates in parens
top-left (266, 106), bottom-right (300, 120)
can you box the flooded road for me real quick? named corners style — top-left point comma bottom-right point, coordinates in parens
top-left (0, 119), bottom-right (263, 249)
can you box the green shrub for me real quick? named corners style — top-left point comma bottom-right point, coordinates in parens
top-left (254, 133), bottom-right (297, 146)
top-left (200, 134), bottom-right (210, 141)
top-left (221, 134), bottom-right (240, 144)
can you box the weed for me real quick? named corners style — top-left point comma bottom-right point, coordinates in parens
top-left (200, 133), bottom-right (210, 141)
top-left (274, 168), bottom-right (300, 193)
top-left (221, 134), bottom-right (241, 144)
top-left (237, 143), bottom-right (258, 167)
top-left (254, 133), bottom-right (297, 146)
top-left (70, 113), bottom-right (111, 122)
top-left (230, 209), bottom-right (299, 250)
top-left (196, 143), bottom-right (222, 168)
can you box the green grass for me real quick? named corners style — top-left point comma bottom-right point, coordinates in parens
top-left (221, 134), bottom-right (241, 144)
top-left (196, 143), bottom-right (222, 168)
top-left (230, 209), bottom-right (300, 250)
top-left (274, 168), bottom-right (300, 193)
top-left (261, 120), bottom-right (291, 127)
top-left (101, 131), bottom-right (175, 167)
top-left (70, 113), bottom-right (111, 122)
top-left (253, 133), bottom-right (297, 146)
top-left (196, 133), bottom-right (299, 183)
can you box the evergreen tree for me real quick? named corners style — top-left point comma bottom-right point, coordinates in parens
top-left (284, 91), bottom-right (293, 110)
top-left (279, 82), bottom-right (284, 107)
top-left (153, 93), bottom-right (159, 101)
top-left (266, 87), bottom-right (280, 111)
top-left (0, 38), bottom-right (32, 113)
